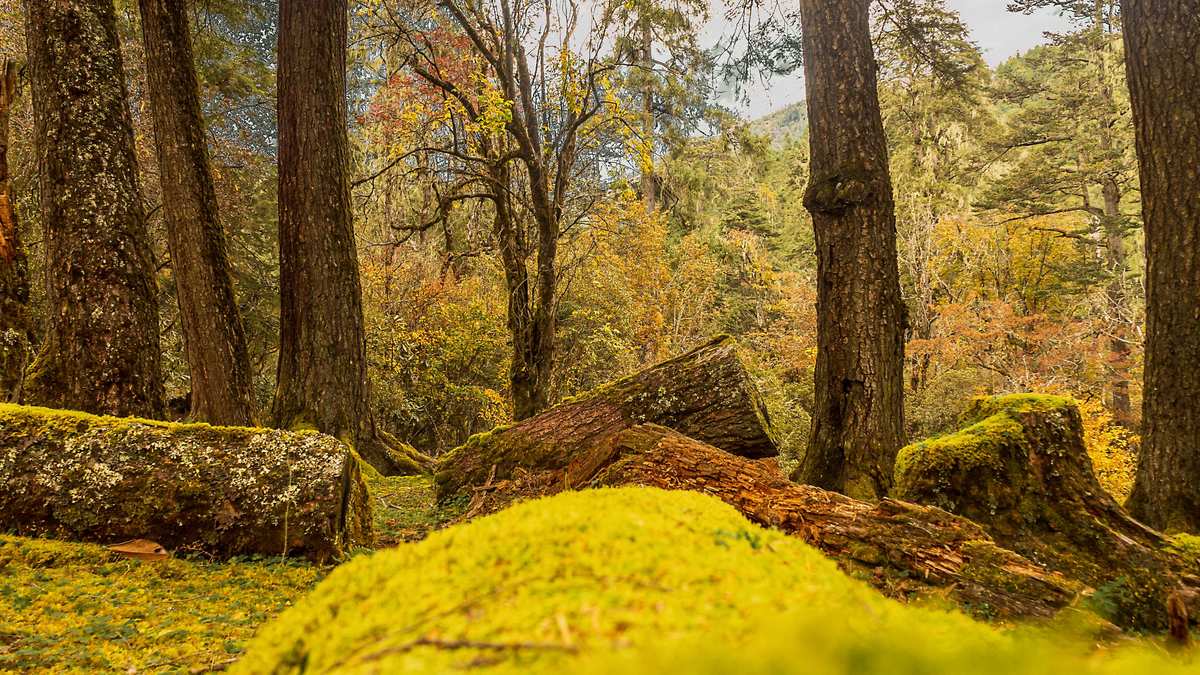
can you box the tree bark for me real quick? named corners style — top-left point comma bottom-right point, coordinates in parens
top-left (640, 19), bottom-right (658, 212)
top-left (22, 0), bottom-right (164, 418)
top-left (1120, 0), bottom-right (1200, 532)
top-left (275, 0), bottom-right (372, 467)
top-left (0, 59), bottom-right (29, 403)
top-left (450, 423), bottom-right (1079, 623)
top-left (436, 335), bottom-right (779, 500)
top-left (138, 0), bottom-right (256, 426)
top-left (0, 403), bottom-right (372, 562)
top-left (794, 0), bottom-right (906, 500)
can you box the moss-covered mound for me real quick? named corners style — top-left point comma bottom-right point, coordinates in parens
top-left (0, 535), bottom-right (322, 672)
top-left (0, 403), bottom-right (371, 560)
top-left (234, 488), bottom-right (1187, 675)
top-left (894, 394), bottom-right (1200, 630)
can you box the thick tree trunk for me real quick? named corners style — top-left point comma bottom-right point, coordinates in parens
top-left (794, 0), bottom-right (906, 500)
top-left (894, 395), bottom-right (1200, 630)
top-left (448, 422), bottom-right (1079, 623)
top-left (22, 0), bottom-right (164, 418)
top-left (0, 403), bottom-right (371, 562)
top-left (1121, 0), bottom-right (1200, 532)
top-left (0, 59), bottom-right (29, 403)
top-left (274, 0), bottom-right (419, 475)
top-left (436, 335), bottom-right (779, 500)
top-left (138, 0), bottom-right (256, 426)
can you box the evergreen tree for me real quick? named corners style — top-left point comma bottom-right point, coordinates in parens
top-left (793, 0), bottom-right (906, 499)
top-left (139, 0), bottom-right (256, 425)
top-left (23, 0), bottom-right (164, 418)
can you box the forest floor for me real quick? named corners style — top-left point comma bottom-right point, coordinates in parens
top-left (0, 474), bottom-right (447, 674)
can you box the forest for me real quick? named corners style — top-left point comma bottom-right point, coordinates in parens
top-left (1, 0), bottom-right (1199, 672)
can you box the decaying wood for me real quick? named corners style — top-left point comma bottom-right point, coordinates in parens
top-left (0, 403), bottom-right (371, 562)
top-left (895, 396), bottom-right (1200, 630)
top-left (436, 336), bottom-right (779, 499)
top-left (450, 423), bottom-right (1080, 622)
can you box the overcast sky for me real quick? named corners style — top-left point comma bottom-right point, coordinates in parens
top-left (716, 1), bottom-right (1075, 118)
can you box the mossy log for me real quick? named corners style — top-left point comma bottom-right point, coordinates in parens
top-left (894, 394), bottom-right (1200, 630)
top-left (436, 335), bottom-right (779, 499)
top-left (448, 422), bottom-right (1079, 622)
top-left (0, 403), bottom-right (372, 561)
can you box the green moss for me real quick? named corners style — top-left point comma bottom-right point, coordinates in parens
top-left (1165, 533), bottom-right (1200, 567)
top-left (894, 394), bottom-right (1077, 496)
top-left (366, 473), bottom-right (463, 546)
top-left (0, 401), bottom-right (269, 437)
top-left (234, 488), bottom-right (1190, 675)
top-left (0, 535), bottom-right (322, 673)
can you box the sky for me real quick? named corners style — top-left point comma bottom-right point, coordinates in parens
top-left (714, 0), bottom-right (1075, 118)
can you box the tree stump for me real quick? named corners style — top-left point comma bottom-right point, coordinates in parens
top-left (0, 403), bottom-right (372, 561)
top-left (894, 394), bottom-right (1200, 629)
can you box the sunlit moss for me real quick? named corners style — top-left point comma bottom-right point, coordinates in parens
top-left (232, 487), bottom-right (1191, 675)
top-left (894, 394), bottom-right (1076, 496)
top-left (0, 535), bottom-right (322, 673)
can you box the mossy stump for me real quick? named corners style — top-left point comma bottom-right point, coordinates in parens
top-left (435, 335), bottom-right (779, 501)
top-left (0, 403), bottom-right (372, 561)
top-left (894, 394), bottom-right (1200, 630)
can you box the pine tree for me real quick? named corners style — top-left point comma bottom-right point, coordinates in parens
top-left (139, 0), bottom-right (256, 425)
top-left (23, 0), bottom-right (164, 418)
top-left (792, 0), bottom-right (906, 499)
top-left (1121, 0), bottom-right (1200, 532)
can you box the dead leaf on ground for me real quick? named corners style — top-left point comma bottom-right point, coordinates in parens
top-left (107, 539), bottom-right (170, 561)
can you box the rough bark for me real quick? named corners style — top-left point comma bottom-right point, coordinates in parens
top-left (0, 403), bottom-right (372, 562)
top-left (22, 0), bottom-right (164, 418)
top-left (794, 0), bottom-right (906, 500)
top-left (436, 335), bottom-right (779, 500)
top-left (138, 0), bottom-right (256, 426)
top-left (1120, 0), bottom-right (1200, 533)
top-left (274, 0), bottom-right (421, 475)
top-left (0, 59), bottom-right (29, 403)
top-left (894, 395), bottom-right (1200, 630)
top-left (451, 423), bottom-right (1079, 623)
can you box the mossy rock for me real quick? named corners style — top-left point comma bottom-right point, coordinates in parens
top-left (235, 488), bottom-right (1191, 674)
top-left (894, 394), bottom-right (1199, 630)
top-left (0, 403), bottom-right (372, 561)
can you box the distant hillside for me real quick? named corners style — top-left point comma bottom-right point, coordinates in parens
top-left (750, 101), bottom-right (808, 146)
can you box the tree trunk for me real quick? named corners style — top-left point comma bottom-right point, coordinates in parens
top-left (449, 422), bottom-right (1079, 623)
top-left (640, 19), bottom-right (658, 212)
top-left (1100, 177), bottom-right (1132, 425)
top-left (436, 335), bottom-right (780, 500)
top-left (0, 59), bottom-right (29, 403)
top-left (0, 403), bottom-right (372, 562)
top-left (274, 0), bottom-right (420, 476)
top-left (22, 0), bottom-right (164, 419)
top-left (794, 0), bottom-right (906, 500)
top-left (1121, 0), bottom-right (1200, 532)
top-left (139, 0), bottom-right (256, 426)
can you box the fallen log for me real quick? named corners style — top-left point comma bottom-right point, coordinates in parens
top-left (435, 335), bottom-right (778, 500)
top-left (0, 403), bottom-right (372, 561)
top-left (893, 394), bottom-right (1200, 630)
top-left (448, 422), bottom-right (1080, 622)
